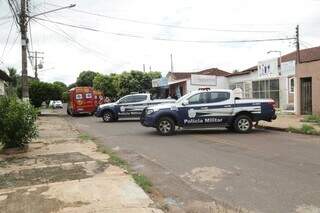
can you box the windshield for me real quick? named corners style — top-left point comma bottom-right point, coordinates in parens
top-left (176, 93), bottom-right (193, 103)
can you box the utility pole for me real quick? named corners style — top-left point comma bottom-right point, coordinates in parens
top-left (143, 64), bottom-right (146, 72)
top-left (149, 65), bottom-right (152, 72)
top-left (7, 1), bottom-right (75, 101)
top-left (20, 0), bottom-right (29, 101)
top-left (170, 54), bottom-right (174, 73)
top-left (296, 25), bottom-right (300, 64)
top-left (29, 51), bottom-right (44, 80)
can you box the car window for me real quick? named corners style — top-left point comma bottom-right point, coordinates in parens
top-left (187, 93), bottom-right (207, 105)
top-left (119, 95), bottom-right (147, 103)
top-left (207, 92), bottom-right (230, 103)
top-left (76, 94), bottom-right (83, 100)
top-left (131, 95), bottom-right (147, 102)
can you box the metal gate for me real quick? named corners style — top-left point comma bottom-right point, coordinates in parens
top-left (301, 77), bottom-right (312, 114)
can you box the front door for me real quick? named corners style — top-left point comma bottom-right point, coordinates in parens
top-left (301, 77), bottom-right (312, 115)
top-left (179, 91), bottom-right (233, 127)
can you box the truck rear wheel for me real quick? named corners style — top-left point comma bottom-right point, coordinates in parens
top-left (233, 115), bottom-right (252, 133)
top-left (156, 117), bottom-right (175, 136)
top-left (102, 111), bottom-right (114, 122)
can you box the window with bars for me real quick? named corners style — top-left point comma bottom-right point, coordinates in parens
top-left (252, 79), bottom-right (279, 107)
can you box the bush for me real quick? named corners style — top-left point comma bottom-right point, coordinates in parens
top-left (303, 115), bottom-right (320, 124)
top-left (0, 97), bottom-right (38, 149)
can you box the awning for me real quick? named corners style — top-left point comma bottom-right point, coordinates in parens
top-left (168, 79), bottom-right (187, 85)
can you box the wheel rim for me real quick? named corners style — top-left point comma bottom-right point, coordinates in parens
top-left (103, 113), bottom-right (111, 121)
top-left (238, 118), bottom-right (250, 131)
top-left (159, 120), bottom-right (171, 133)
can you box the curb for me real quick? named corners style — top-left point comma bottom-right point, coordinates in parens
top-left (256, 125), bottom-right (288, 132)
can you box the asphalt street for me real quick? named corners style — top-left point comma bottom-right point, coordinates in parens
top-left (67, 114), bottom-right (320, 213)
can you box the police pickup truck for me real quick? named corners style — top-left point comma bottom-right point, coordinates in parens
top-left (140, 89), bottom-right (277, 135)
top-left (95, 93), bottom-right (175, 122)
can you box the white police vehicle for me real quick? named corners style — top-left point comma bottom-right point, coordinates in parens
top-left (95, 93), bottom-right (175, 122)
top-left (140, 89), bottom-right (277, 135)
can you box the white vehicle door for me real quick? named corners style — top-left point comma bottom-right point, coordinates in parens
top-left (180, 91), bottom-right (233, 126)
top-left (118, 95), bottom-right (148, 116)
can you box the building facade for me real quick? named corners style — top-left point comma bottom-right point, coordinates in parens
top-left (153, 68), bottom-right (230, 99)
top-left (0, 69), bottom-right (11, 96)
top-left (228, 46), bottom-right (320, 115)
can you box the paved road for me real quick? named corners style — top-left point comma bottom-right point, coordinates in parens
top-left (67, 115), bottom-right (320, 213)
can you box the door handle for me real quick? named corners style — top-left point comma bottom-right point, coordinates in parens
top-left (224, 105), bottom-right (231, 108)
top-left (200, 107), bottom-right (208, 110)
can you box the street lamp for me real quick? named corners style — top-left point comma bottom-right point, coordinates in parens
top-left (267, 50), bottom-right (282, 76)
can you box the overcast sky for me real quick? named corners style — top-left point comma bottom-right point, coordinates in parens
top-left (0, 0), bottom-right (320, 85)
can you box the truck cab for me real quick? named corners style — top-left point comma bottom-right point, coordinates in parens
top-left (140, 89), bottom-right (277, 135)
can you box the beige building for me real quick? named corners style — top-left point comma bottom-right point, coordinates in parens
top-left (295, 46), bottom-right (320, 115)
top-left (228, 46), bottom-right (320, 115)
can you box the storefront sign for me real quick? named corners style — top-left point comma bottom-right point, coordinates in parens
top-left (281, 60), bottom-right (295, 76)
top-left (191, 74), bottom-right (217, 86)
top-left (257, 58), bottom-right (278, 79)
top-left (152, 77), bottom-right (168, 88)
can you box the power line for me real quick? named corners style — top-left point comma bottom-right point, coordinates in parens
top-left (32, 18), bottom-right (110, 62)
top-left (34, 17), bottom-right (296, 44)
top-left (44, 2), bottom-right (280, 33)
top-left (1, 19), bottom-right (14, 59)
top-left (0, 15), bottom-right (13, 20)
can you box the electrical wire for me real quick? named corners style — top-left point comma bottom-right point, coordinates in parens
top-left (32, 19), bottom-right (110, 62)
top-left (45, 2), bottom-right (280, 33)
top-left (34, 17), bottom-right (296, 44)
top-left (1, 19), bottom-right (14, 59)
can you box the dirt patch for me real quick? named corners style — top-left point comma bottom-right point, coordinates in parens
top-left (0, 186), bottom-right (89, 213)
top-left (296, 204), bottom-right (320, 213)
top-left (0, 161), bottom-right (108, 189)
top-left (0, 152), bottom-right (95, 168)
top-left (181, 166), bottom-right (231, 185)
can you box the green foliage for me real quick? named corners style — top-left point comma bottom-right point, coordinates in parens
top-left (7, 67), bottom-right (18, 88)
top-left (288, 124), bottom-right (319, 135)
top-left (76, 71), bottom-right (98, 87)
top-left (93, 70), bottom-right (161, 100)
top-left (303, 115), bottom-right (320, 124)
top-left (67, 82), bottom-right (76, 90)
top-left (62, 91), bottom-right (69, 103)
top-left (29, 81), bottom-right (67, 107)
top-left (132, 173), bottom-right (153, 193)
top-left (93, 73), bottom-right (117, 98)
top-left (0, 97), bottom-right (38, 149)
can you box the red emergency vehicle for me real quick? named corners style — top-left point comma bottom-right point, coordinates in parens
top-left (67, 87), bottom-right (96, 116)
top-left (93, 90), bottom-right (104, 107)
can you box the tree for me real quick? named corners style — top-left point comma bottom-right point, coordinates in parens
top-left (68, 82), bottom-right (76, 89)
top-left (76, 71), bottom-right (98, 87)
top-left (7, 67), bottom-right (18, 87)
top-left (93, 73), bottom-right (117, 98)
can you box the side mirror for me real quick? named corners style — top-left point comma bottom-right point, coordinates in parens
top-left (182, 100), bottom-right (189, 106)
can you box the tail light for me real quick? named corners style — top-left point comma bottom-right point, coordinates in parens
top-left (267, 101), bottom-right (276, 110)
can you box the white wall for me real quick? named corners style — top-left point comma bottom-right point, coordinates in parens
top-left (0, 80), bottom-right (5, 96)
top-left (186, 76), bottom-right (229, 93)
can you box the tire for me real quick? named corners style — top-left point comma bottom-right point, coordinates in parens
top-left (233, 115), bottom-right (253, 133)
top-left (156, 117), bottom-right (175, 136)
top-left (102, 111), bottom-right (114, 122)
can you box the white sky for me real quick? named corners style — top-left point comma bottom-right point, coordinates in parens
top-left (0, 0), bottom-right (320, 84)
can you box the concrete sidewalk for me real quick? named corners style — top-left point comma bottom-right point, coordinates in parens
top-left (0, 115), bottom-right (162, 213)
top-left (259, 114), bottom-right (320, 132)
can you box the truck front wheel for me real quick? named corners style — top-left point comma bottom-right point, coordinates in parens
top-left (102, 111), bottom-right (114, 122)
top-left (233, 115), bottom-right (253, 133)
top-left (156, 117), bottom-right (175, 136)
